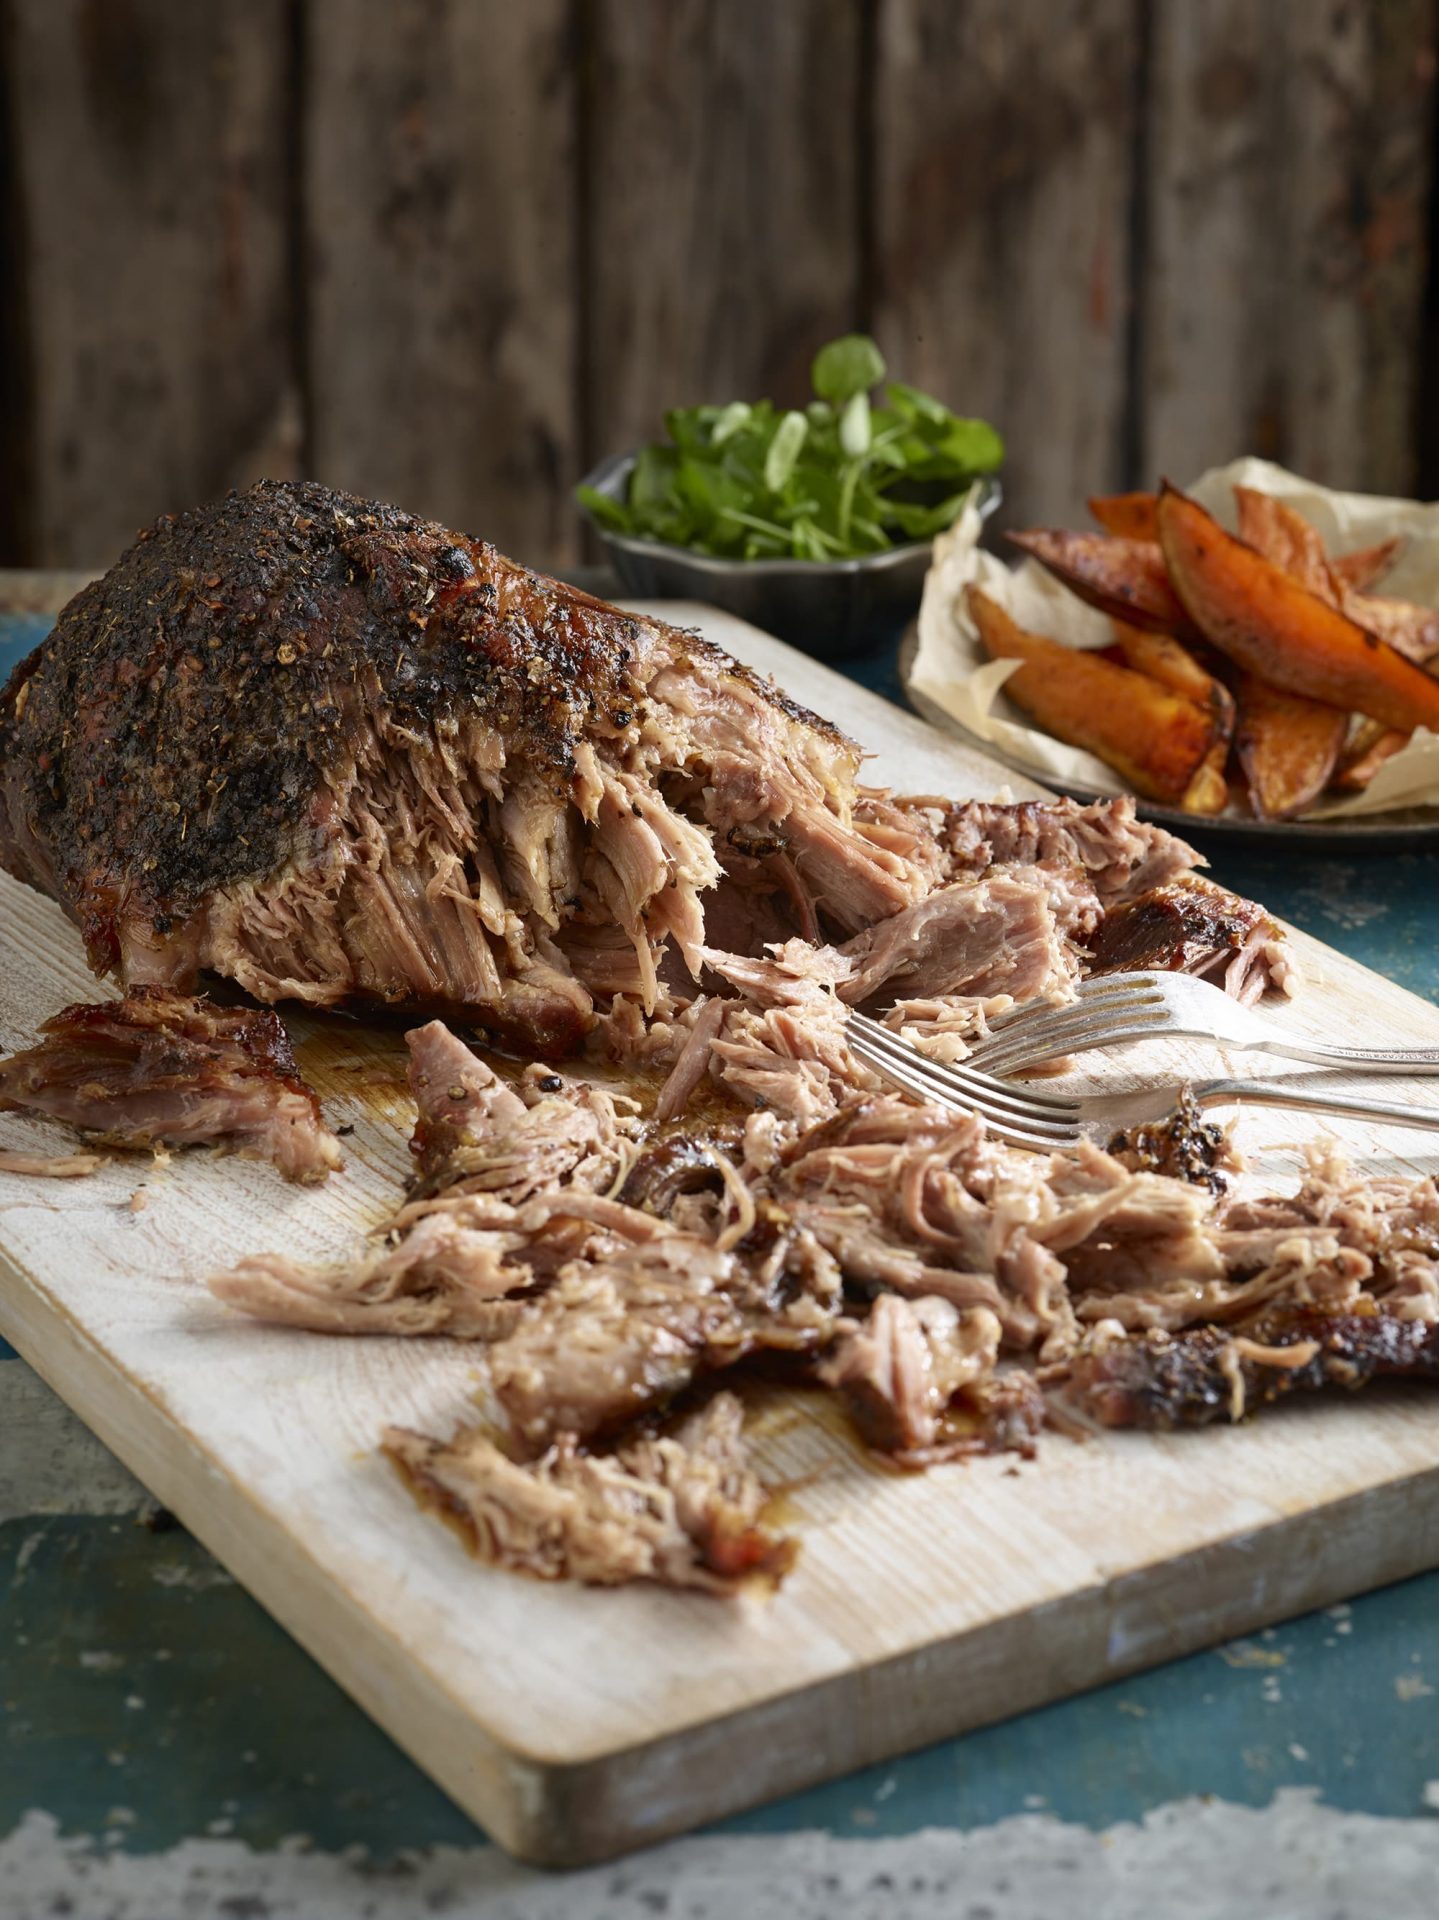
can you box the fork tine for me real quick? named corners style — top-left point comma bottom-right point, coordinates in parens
top-left (847, 1032), bottom-right (1081, 1149)
top-left (976, 982), bottom-right (1164, 1046)
top-left (970, 1006), bottom-right (1169, 1073)
top-left (980, 973), bottom-right (1164, 1032)
top-left (848, 1014), bottom-right (1080, 1115)
top-left (972, 1023), bottom-right (1171, 1077)
top-left (846, 1029), bottom-right (1081, 1146)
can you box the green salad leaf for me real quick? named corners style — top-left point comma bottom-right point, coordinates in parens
top-left (577, 332), bottom-right (1003, 562)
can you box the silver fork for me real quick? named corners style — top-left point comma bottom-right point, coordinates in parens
top-left (846, 1010), bottom-right (1439, 1152)
top-left (962, 971), bottom-right (1439, 1079)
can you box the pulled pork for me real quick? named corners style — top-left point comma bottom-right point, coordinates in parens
top-left (8, 476), bottom-right (1395, 1602)
top-left (0, 989), bottom-right (340, 1183)
top-left (384, 1391), bottom-right (793, 1593)
top-left (210, 992), bottom-right (1439, 1594)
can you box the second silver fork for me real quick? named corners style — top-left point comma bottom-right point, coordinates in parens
top-left (964, 970), bottom-right (1439, 1078)
top-left (846, 1010), bottom-right (1439, 1151)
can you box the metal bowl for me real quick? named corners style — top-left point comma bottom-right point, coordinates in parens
top-left (577, 451), bottom-right (1001, 662)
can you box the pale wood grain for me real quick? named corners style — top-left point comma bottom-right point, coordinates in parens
top-left (3, 606), bottom-right (1439, 1864)
top-left (304, 0), bottom-right (579, 560)
top-left (5, 0), bottom-right (294, 567)
top-left (872, 0), bottom-right (1141, 529)
top-left (1140, 0), bottom-right (1437, 493)
top-left (585, 0), bottom-right (861, 458)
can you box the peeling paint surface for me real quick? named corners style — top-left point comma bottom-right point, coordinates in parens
top-left (5, 1793), bottom-right (1439, 1920)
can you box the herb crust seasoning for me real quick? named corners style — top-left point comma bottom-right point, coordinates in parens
top-left (0, 479), bottom-right (862, 1056)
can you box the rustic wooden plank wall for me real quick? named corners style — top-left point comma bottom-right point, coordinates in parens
top-left (1, 0), bottom-right (1436, 570)
top-left (872, 0), bottom-right (1143, 527)
top-left (2, 0), bottom-right (295, 569)
top-left (1141, 0), bottom-right (1437, 493)
top-left (586, 0), bottom-right (862, 470)
top-left (304, 0), bottom-right (579, 561)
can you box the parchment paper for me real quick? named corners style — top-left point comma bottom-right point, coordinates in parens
top-left (907, 457), bottom-right (1439, 820)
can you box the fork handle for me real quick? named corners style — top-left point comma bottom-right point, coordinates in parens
top-left (1255, 1039), bottom-right (1439, 1071)
top-left (1192, 1078), bottom-right (1439, 1130)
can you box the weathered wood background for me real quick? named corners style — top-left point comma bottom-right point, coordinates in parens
top-left (2, 0), bottom-right (1437, 570)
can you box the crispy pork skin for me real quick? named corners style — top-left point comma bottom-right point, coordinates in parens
top-left (383, 1391), bottom-right (793, 1592)
top-left (0, 989), bottom-right (339, 1183)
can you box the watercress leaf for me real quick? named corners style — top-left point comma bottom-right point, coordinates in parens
top-left (880, 488), bottom-right (973, 539)
top-left (933, 416), bottom-right (1005, 474)
top-left (710, 400), bottom-right (752, 446)
top-left (884, 380), bottom-right (949, 426)
top-left (763, 410), bottom-right (809, 492)
top-left (575, 484), bottom-right (632, 532)
top-left (630, 444), bottom-right (679, 511)
top-left (838, 390), bottom-right (871, 457)
top-left (677, 455), bottom-right (748, 529)
top-left (811, 333), bottom-right (886, 407)
top-left (661, 408), bottom-right (708, 456)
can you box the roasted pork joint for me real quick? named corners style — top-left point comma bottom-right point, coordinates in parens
top-left (0, 480), bottom-right (928, 1058)
top-left (0, 990), bottom-right (339, 1183)
top-left (1, 482), bottom-right (1290, 1081)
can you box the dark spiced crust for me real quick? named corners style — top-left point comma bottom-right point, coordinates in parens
top-left (0, 478), bottom-right (844, 975)
top-left (1073, 1308), bottom-right (1439, 1429)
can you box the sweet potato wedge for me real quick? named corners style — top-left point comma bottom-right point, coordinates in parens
top-left (967, 587), bottom-right (1224, 806)
top-left (1332, 537), bottom-right (1402, 592)
top-left (1231, 489), bottom-right (1439, 675)
top-left (1233, 671), bottom-right (1347, 820)
top-left (1109, 621), bottom-right (1237, 731)
top-left (1233, 488), bottom-right (1338, 603)
top-left (1088, 491), bottom-right (1159, 540)
top-left (1331, 642), bottom-right (1439, 788)
top-left (1156, 485), bottom-right (1439, 734)
top-left (1007, 529), bottom-right (1192, 634)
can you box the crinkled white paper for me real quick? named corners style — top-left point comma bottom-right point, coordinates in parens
top-left (907, 457), bottom-right (1439, 820)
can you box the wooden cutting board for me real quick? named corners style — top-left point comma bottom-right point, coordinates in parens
top-left (3, 602), bottom-right (1439, 1868)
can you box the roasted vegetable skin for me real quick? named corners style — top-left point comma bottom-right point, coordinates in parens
top-left (1006, 529), bottom-right (1194, 636)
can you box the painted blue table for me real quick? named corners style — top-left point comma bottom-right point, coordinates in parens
top-left (3, 597), bottom-right (1439, 1917)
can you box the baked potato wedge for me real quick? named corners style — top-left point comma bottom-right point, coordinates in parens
top-left (1007, 529), bottom-right (1192, 634)
top-left (1233, 671), bottom-right (1347, 820)
top-left (1087, 491), bottom-right (1159, 540)
top-left (1156, 485), bottom-right (1439, 734)
top-left (967, 587), bottom-right (1225, 808)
